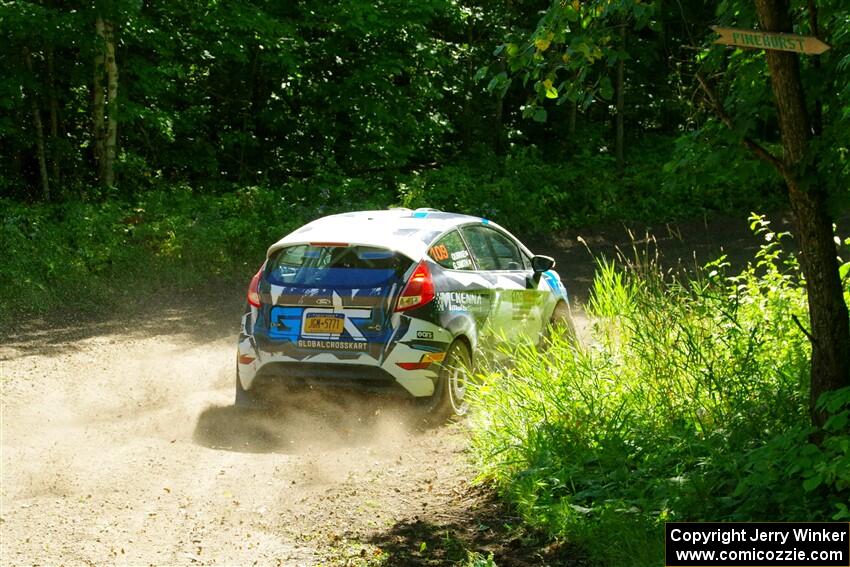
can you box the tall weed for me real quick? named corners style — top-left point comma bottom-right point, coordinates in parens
top-left (468, 215), bottom-right (849, 566)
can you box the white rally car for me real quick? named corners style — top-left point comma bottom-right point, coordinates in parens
top-left (236, 208), bottom-right (574, 420)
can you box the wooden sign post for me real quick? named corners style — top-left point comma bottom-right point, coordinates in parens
top-left (711, 26), bottom-right (831, 55)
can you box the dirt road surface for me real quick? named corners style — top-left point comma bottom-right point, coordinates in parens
top-left (0, 211), bottom-right (809, 566)
top-left (1, 289), bottom-right (516, 565)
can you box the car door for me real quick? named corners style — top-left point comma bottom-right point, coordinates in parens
top-left (426, 229), bottom-right (494, 346)
top-left (459, 225), bottom-right (548, 343)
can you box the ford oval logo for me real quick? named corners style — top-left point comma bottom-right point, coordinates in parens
top-left (316, 298), bottom-right (331, 305)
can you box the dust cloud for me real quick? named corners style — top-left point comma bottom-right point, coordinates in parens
top-left (1, 328), bottom-right (470, 565)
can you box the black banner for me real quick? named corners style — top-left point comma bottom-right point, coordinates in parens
top-left (666, 522), bottom-right (849, 566)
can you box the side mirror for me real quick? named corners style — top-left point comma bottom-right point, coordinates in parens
top-left (531, 255), bottom-right (556, 274)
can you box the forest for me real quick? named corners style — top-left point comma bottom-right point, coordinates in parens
top-left (3, 0), bottom-right (847, 313)
top-left (2, 0), bottom-right (849, 565)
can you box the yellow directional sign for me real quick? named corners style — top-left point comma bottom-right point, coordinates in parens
top-left (711, 26), bottom-right (831, 55)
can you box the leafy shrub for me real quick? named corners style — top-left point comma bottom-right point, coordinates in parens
top-left (0, 186), bottom-right (311, 321)
top-left (467, 215), bottom-right (849, 566)
top-left (0, 141), bottom-right (789, 323)
top-left (397, 142), bottom-right (782, 237)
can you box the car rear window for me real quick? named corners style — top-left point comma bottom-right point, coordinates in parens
top-left (265, 245), bottom-right (413, 288)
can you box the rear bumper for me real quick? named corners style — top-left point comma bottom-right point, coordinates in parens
top-left (237, 312), bottom-right (452, 398)
top-left (238, 354), bottom-right (438, 398)
top-left (248, 362), bottom-right (414, 397)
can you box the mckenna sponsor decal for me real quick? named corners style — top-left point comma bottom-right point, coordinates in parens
top-left (297, 339), bottom-right (369, 351)
top-left (437, 291), bottom-right (484, 312)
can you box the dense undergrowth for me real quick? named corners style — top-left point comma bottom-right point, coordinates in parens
top-left (1, 188), bottom-right (296, 318)
top-left (468, 216), bottom-right (850, 566)
top-left (400, 136), bottom-right (780, 232)
top-left (0, 145), bottom-right (782, 323)
top-left (0, 173), bottom-right (396, 320)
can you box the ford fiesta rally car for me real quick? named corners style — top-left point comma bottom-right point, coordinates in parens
top-left (236, 208), bottom-right (575, 420)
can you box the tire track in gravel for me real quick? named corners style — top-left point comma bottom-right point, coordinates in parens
top-left (0, 297), bottom-right (481, 566)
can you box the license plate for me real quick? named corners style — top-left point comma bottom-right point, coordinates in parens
top-left (304, 314), bottom-right (344, 334)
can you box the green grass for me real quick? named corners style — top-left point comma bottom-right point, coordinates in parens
top-left (0, 187), bottom-right (301, 321)
top-left (467, 215), bottom-right (850, 566)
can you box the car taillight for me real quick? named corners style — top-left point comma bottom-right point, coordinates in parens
top-left (247, 264), bottom-right (264, 307)
top-left (395, 261), bottom-right (435, 312)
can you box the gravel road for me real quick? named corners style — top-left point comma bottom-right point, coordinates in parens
top-left (0, 292), bottom-right (498, 566)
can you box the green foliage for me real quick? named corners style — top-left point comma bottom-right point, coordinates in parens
top-left (491, 0), bottom-right (660, 117)
top-left (0, 149), bottom-right (777, 322)
top-left (462, 550), bottom-right (497, 567)
top-left (0, 0), bottom-right (471, 196)
top-left (730, 385), bottom-right (850, 522)
top-left (703, 0), bottom-right (850, 201)
top-left (0, 180), bottom-right (373, 320)
top-left (2, 0), bottom-right (847, 215)
top-left (398, 142), bottom-right (780, 235)
top-left (467, 215), bottom-right (849, 566)
top-left (2, 0), bottom-right (842, 259)
top-left (660, 128), bottom-right (784, 211)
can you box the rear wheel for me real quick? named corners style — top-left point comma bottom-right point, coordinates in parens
top-left (419, 340), bottom-right (471, 424)
top-left (542, 301), bottom-right (577, 347)
top-left (234, 364), bottom-right (262, 409)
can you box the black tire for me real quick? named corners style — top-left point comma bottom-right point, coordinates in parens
top-left (234, 364), bottom-right (262, 409)
top-left (542, 301), bottom-right (577, 348)
top-left (419, 340), bottom-right (472, 425)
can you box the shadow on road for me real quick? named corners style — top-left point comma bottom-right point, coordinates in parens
top-left (192, 390), bottom-right (424, 454)
top-left (1, 281), bottom-right (245, 361)
top-left (363, 489), bottom-right (585, 567)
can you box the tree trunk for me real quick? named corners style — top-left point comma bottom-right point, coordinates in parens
top-left (93, 15), bottom-right (106, 181)
top-left (568, 102), bottom-right (577, 137)
top-left (806, 0), bottom-right (822, 136)
top-left (615, 24), bottom-right (625, 175)
top-left (238, 47), bottom-right (259, 183)
top-left (493, 61), bottom-right (505, 154)
top-left (753, 0), bottom-right (850, 427)
top-left (46, 45), bottom-right (61, 186)
top-left (23, 47), bottom-right (50, 201)
top-left (103, 19), bottom-right (119, 187)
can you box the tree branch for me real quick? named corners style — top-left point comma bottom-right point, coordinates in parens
top-left (695, 71), bottom-right (786, 175)
top-left (792, 314), bottom-right (816, 346)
